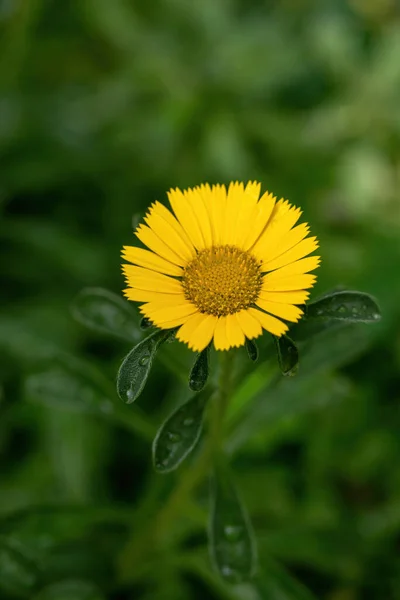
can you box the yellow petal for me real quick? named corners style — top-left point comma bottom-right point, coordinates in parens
top-left (259, 222), bottom-right (310, 265)
top-left (226, 313), bottom-right (245, 348)
top-left (140, 302), bottom-right (198, 326)
top-left (122, 246), bottom-right (183, 277)
top-left (209, 184), bottom-right (227, 245)
top-left (263, 256), bottom-right (321, 280)
top-left (242, 191), bottom-right (276, 251)
top-left (262, 274), bottom-right (317, 292)
top-left (235, 309), bottom-right (263, 340)
top-left (180, 313), bottom-right (217, 352)
top-left (249, 307), bottom-right (288, 337)
top-left (167, 188), bottom-right (205, 250)
top-left (145, 201), bottom-right (196, 261)
top-left (255, 299), bottom-right (303, 322)
top-left (258, 290), bottom-right (310, 305)
top-left (176, 312), bottom-right (208, 346)
top-left (135, 224), bottom-right (185, 266)
top-left (123, 289), bottom-right (187, 304)
top-left (223, 181), bottom-right (245, 245)
top-left (251, 200), bottom-right (302, 260)
top-left (144, 208), bottom-right (194, 263)
top-left (213, 317), bottom-right (230, 351)
top-left (235, 181), bottom-right (262, 247)
top-left (185, 187), bottom-right (213, 247)
top-left (122, 265), bottom-right (183, 294)
top-left (262, 237), bottom-right (319, 272)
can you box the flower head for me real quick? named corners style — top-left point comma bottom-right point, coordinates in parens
top-left (122, 182), bottom-right (320, 352)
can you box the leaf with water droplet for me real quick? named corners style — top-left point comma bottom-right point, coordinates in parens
top-left (71, 288), bottom-right (140, 342)
top-left (189, 346), bottom-right (210, 392)
top-left (152, 388), bottom-right (212, 473)
top-left (0, 536), bottom-right (41, 597)
top-left (209, 463), bottom-right (257, 584)
top-left (117, 329), bottom-right (173, 404)
top-left (24, 357), bottom-right (115, 417)
top-left (245, 339), bottom-right (259, 362)
top-left (32, 580), bottom-right (105, 600)
top-left (274, 335), bottom-right (299, 376)
top-left (290, 291), bottom-right (381, 341)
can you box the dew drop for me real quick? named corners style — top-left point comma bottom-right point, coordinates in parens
top-left (221, 565), bottom-right (237, 581)
top-left (183, 417), bottom-right (194, 426)
top-left (223, 525), bottom-right (243, 542)
top-left (337, 304), bottom-right (347, 314)
top-left (139, 355), bottom-right (150, 366)
top-left (126, 388), bottom-right (134, 402)
top-left (167, 432), bottom-right (181, 442)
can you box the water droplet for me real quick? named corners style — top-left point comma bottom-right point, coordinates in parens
top-left (337, 304), bottom-right (347, 314)
top-left (167, 432), bottom-right (181, 442)
top-left (316, 308), bottom-right (325, 316)
top-left (139, 355), bottom-right (150, 366)
top-left (224, 525), bottom-right (243, 542)
top-left (183, 417), bottom-right (194, 426)
top-left (126, 388), bottom-right (134, 402)
top-left (372, 312), bottom-right (381, 321)
top-left (351, 306), bottom-right (359, 315)
top-left (221, 565), bottom-right (236, 581)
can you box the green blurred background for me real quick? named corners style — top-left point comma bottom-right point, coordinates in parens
top-left (1, 0), bottom-right (400, 598)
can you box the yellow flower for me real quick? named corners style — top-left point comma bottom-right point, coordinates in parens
top-left (122, 182), bottom-right (320, 352)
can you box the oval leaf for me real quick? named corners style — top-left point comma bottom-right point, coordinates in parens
top-left (0, 536), bottom-right (40, 597)
top-left (189, 347), bottom-right (210, 392)
top-left (153, 389), bottom-right (211, 473)
top-left (291, 291), bottom-right (381, 341)
top-left (209, 464), bottom-right (257, 584)
top-left (33, 580), bottom-right (104, 600)
top-left (24, 360), bottom-right (114, 416)
top-left (117, 329), bottom-right (172, 403)
top-left (71, 287), bottom-right (140, 342)
top-left (274, 335), bottom-right (299, 376)
top-left (245, 339), bottom-right (259, 362)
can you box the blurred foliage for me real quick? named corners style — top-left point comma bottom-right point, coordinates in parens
top-left (1, 0), bottom-right (400, 598)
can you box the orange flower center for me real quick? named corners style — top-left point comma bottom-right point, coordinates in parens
top-left (182, 245), bottom-right (262, 317)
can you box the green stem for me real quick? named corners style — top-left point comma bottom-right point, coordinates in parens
top-left (118, 349), bottom-right (236, 583)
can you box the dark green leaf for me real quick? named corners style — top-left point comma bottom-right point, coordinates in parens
top-left (71, 287), bottom-right (140, 342)
top-left (189, 346), bottom-right (210, 392)
top-left (0, 536), bottom-right (40, 597)
top-left (274, 335), bottom-right (299, 376)
top-left (209, 463), bottom-right (257, 584)
top-left (152, 389), bottom-right (212, 473)
top-left (33, 580), bottom-right (104, 600)
top-left (253, 560), bottom-right (318, 600)
top-left (140, 316), bottom-right (153, 330)
top-left (290, 291), bottom-right (381, 341)
top-left (117, 329), bottom-right (172, 403)
top-left (245, 339), bottom-right (259, 362)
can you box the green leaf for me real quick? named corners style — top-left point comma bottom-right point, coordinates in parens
top-left (152, 389), bottom-right (212, 473)
top-left (32, 580), bottom-right (104, 600)
top-left (189, 347), bottom-right (210, 392)
top-left (290, 291), bottom-right (381, 341)
top-left (274, 335), bottom-right (299, 376)
top-left (71, 287), bottom-right (140, 342)
top-left (24, 358), bottom-right (114, 417)
top-left (117, 329), bottom-right (173, 403)
top-left (209, 463), bottom-right (257, 584)
top-left (140, 316), bottom-right (153, 330)
top-left (245, 339), bottom-right (259, 362)
top-left (252, 560), bottom-right (318, 600)
top-left (0, 536), bottom-right (40, 597)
